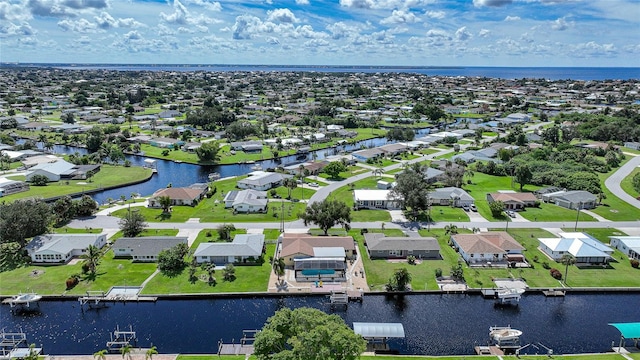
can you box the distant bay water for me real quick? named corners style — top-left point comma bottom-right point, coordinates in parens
top-left (6, 63), bottom-right (640, 81)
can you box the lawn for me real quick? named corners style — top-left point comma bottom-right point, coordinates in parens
top-left (177, 356), bottom-right (628, 360)
top-left (190, 228), bottom-right (248, 249)
top-left (591, 158), bottom-right (640, 221)
top-left (328, 177), bottom-right (392, 222)
top-left (355, 228), bottom-right (473, 291)
top-left (516, 203), bottom-right (595, 222)
top-left (140, 243), bottom-right (275, 294)
top-left (318, 165), bottom-right (369, 180)
top-left (620, 166), bottom-right (640, 199)
top-left (425, 206), bottom-right (470, 223)
top-left (1, 165), bottom-right (153, 202)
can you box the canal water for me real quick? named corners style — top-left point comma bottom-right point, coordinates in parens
top-left (26, 136), bottom-right (390, 204)
top-left (2, 293), bottom-right (639, 355)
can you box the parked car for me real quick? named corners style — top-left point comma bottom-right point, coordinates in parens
top-left (506, 210), bottom-right (516, 218)
top-left (309, 182), bottom-right (319, 187)
top-left (469, 204), bottom-right (477, 212)
top-left (462, 204), bottom-right (470, 211)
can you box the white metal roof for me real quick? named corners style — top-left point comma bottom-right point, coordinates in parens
top-left (353, 322), bottom-right (405, 338)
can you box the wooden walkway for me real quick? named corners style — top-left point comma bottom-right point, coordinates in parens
top-left (218, 344), bottom-right (254, 355)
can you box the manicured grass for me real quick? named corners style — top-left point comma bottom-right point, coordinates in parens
top-left (318, 165), bottom-right (369, 180)
top-left (592, 158), bottom-right (640, 221)
top-left (190, 228), bottom-right (247, 249)
top-left (269, 185), bottom-right (316, 200)
top-left (1, 165), bottom-right (153, 202)
top-left (620, 166), bottom-right (640, 199)
top-left (140, 243), bottom-right (275, 294)
top-left (52, 227), bottom-right (103, 234)
top-left (427, 206), bottom-right (470, 222)
top-left (463, 173), bottom-right (540, 222)
top-left (517, 203), bottom-right (595, 222)
top-left (138, 144), bottom-right (200, 163)
top-left (329, 177), bottom-right (392, 222)
top-left (419, 148), bottom-right (440, 155)
top-left (110, 229), bottom-right (180, 241)
top-left (355, 228), bottom-right (473, 291)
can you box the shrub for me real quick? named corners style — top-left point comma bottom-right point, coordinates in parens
top-left (435, 268), bottom-right (443, 278)
top-left (30, 174), bottom-right (49, 186)
top-left (407, 255), bottom-right (416, 265)
top-left (550, 268), bottom-right (562, 280)
top-left (542, 261), bottom-right (550, 269)
top-left (533, 255), bottom-right (539, 263)
top-left (360, 228), bottom-right (368, 235)
top-left (65, 275), bottom-right (79, 290)
top-left (631, 259), bottom-right (639, 269)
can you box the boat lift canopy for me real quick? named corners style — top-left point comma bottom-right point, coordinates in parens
top-left (610, 323), bottom-right (640, 340)
top-left (353, 322), bottom-right (405, 339)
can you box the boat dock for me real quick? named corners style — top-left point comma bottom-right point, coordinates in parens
top-left (78, 288), bottom-right (157, 308)
top-left (217, 330), bottom-right (258, 356)
top-left (106, 325), bottom-right (137, 353)
top-left (0, 329), bottom-right (42, 360)
top-left (542, 289), bottom-right (566, 297)
top-left (329, 289), bottom-right (363, 308)
top-left (475, 345), bottom-right (504, 355)
top-left (481, 288), bottom-right (524, 305)
top-left (2, 292), bottom-right (42, 309)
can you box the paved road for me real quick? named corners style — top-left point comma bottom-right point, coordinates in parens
top-left (605, 153), bottom-right (640, 210)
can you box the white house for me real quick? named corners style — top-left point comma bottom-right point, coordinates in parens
top-left (539, 232), bottom-right (613, 264)
top-left (26, 233), bottom-right (107, 264)
top-left (25, 159), bottom-right (76, 182)
top-left (237, 171), bottom-right (292, 191)
top-left (194, 234), bottom-right (265, 265)
top-left (353, 189), bottom-right (400, 210)
top-left (112, 236), bottom-right (188, 262)
top-left (223, 189), bottom-right (268, 213)
top-left (609, 236), bottom-right (640, 260)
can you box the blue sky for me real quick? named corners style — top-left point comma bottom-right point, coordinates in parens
top-left (1, 0), bottom-right (638, 66)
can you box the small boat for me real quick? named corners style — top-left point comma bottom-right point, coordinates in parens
top-left (489, 326), bottom-right (522, 348)
top-left (3, 292), bottom-right (42, 308)
top-left (251, 164), bottom-right (263, 171)
top-left (496, 287), bottom-right (525, 304)
top-left (208, 172), bottom-right (221, 181)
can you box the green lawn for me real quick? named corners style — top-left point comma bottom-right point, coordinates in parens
top-left (177, 355), bottom-right (628, 360)
top-left (516, 203), bottom-right (595, 222)
top-left (1, 165), bottom-right (153, 202)
top-left (140, 243), bottom-right (275, 294)
top-left (463, 173), bottom-right (540, 222)
top-left (427, 206), bottom-right (470, 222)
top-left (620, 166), bottom-right (640, 199)
top-left (328, 177), bottom-right (392, 222)
top-left (190, 228), bottom-right (248, 249)
top-left (591, 158), bottom-right (640, 221)
top-left (318, 165), bottom-right (369, 180)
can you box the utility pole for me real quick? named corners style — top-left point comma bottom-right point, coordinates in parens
top-left (574, 202), bottom-right (582, 231)
top-left (280, 201), bottom-right (285, 233)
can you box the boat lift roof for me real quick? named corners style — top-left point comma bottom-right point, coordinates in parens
top-left (610, 323), bottom-right (640, 339)
top-left (353, 322), bottom-right (405, 339)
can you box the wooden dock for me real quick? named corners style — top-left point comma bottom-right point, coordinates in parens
top-left (347, 290), bottom-right (364, 302)
top-left (217, 330), bottom-right (258, 356)
top-left (542, 289), bottom-right (566, 297)
top-left (475, 345), bottom-right (504, 355)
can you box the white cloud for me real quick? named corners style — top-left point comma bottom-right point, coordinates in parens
top-left (0, 22), bottom-right (36, 37)
top-left (455, 26), bottom-right (471, 41)
top-left (27, 0), bottom-right (108, 17)
top-left (95, 12), bottom-right (143, 29)
top-left (185, 0), bottom-right (221, 12)
top-left (504, 15), bottom-right (520, 21)
top-left (551, 17), bottom-right (571, 31)
top-left (478, 29), bottom-right (490, 37)
top-left (267, 8), bottom-right (298, 23)
top-left (380, 10), bottom-right (420, 25)
top-left (326, 21), bottom-right (360, 40)
top-left (295, 0), bottom-right (309, 4)
top-left (425, 10), bottom-right (445, 19)
top-left (473, 0), bottom-right (512, 7)
top-left (160, 0), bottom-right (219, 26)
top-left (570, 41), bottom-right (616, 57)
top-left (57, 18), bottom-right (98, 32)
top-left (0, 1), bottom-right (32, 22)
top-left (340, 0), bottom-right (434, 10)
top-left (266, 36), bottom-right (280, 44)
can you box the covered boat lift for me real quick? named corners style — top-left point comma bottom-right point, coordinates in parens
top-left (610, 322), bottom-right (640, 352)
top-left (353, 322), bottom-right (405, 354)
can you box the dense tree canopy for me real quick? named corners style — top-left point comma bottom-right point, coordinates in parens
top-left (118, 209), bottom-right (148, 237)
top-left (323, 161), bottom-right (347, 179)
top-left (389, 163), bottom-right (432, 220)
top-left (299, 199), bottom-right (351, 235)
top-left (253, 307), bottom-right (367, 360)
top-left (195, 141), bottom-right (221, 163)
top-left (157, 243), bottom-right (189, 277)
top-left (0, 199), bottom-right (51, 246)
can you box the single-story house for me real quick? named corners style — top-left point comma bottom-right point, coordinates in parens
top-left (277, 233), bottom-right (356, 282)
top-left (379, 143), bottom-right (409, 156)
top-left (353, 189), bottom-right (400, 210)
top-left (149, 137), bottom-right (185, 149)
top-left (148, 183), bottom-right (208, 207)
top-left (26, 233), bottom-right (107, 264)
top-left (352, 148), bottom-right (386, 162)
top-left (623, 142), bottom-right (640, 150)
top-left (194, 234), bottom-right (265, 265)
top-left (230, 140), bottom-right (263, 152)
top-left (364, 233), bottom-right (440, 259)
top-left (538, 232), bottom-right (613, 265)
top-left (25, 159), bottom-right (75, 182)
top-left (112, 236), bottom-right (188, 262)
top-left (223, 189), bottom-right (268, 213)
top-left (237, 171), bottom-right (292, 191)
top-left (487, 192), bottom-right (537, 210)
top-left (0, 178), bottom-right (29, 197)
top-left (450, 232), bottom-right (525, 265)
top-left (609, 236), bottom-right (640, 260)
top-left (542, 190), bottom-right (597, 210)
top-left (429, 187), bottom-right (474, 207)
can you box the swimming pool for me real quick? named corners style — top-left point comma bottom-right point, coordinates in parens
top-left (301, 269), bottom-right (336, 276)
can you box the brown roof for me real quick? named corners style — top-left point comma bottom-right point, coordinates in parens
top-left (151, 187), bottom-right (204, 201)
top-left (488, 192), bottom-right (537, 204)
top-left (279, 233), bottom-right (355, 258)
top-left (451, 231), bottom-right (524, 254)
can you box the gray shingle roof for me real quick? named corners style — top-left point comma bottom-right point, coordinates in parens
top-left (364, 233), bottom-right (440, 252)
top-left (113, 237), bottom-right (188, 257)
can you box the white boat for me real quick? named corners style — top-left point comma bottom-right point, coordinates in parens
top-left (208, 172), bottom-right (221, 181)
top-left (251, 164), bottom-right (263, 171)
top-left (489, 326), bottom-right (522, 348)
top-left (5, 292), bottom-right (42, 308)
top-left (496, 287), bottom-right (525, 303)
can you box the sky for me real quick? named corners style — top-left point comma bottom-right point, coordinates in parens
top-left (0, 0), bottom-right (639, 66)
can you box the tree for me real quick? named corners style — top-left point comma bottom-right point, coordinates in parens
top-left (0, 153), bottom-right (11, 171)
top-left (85, 127), bottom-right (105, 153)
top-left (52, 196), bottom-right (76, 226)
top-left (514, 164), bottom-right (532, 191)
top-left (272, 257), bottom-right (285, 280)
top-left (253, 307), bottom-right (366, 360)
top-left (223, 263), bottom-right (236, 281)
top-left (158, 195), bottom-right (172, 213)
top-left (389, 163), bottom-right (432, 220)
top-left (283, 177), bottom-right (297, 199)
top-left (0, 199), bottom-right (51, 247)
top-left (632, 172), bottom-right (640, 194)
top-left (560, 254), bottom-right (576, 285)
top-left (489, 200), bottom-right (505, 218)
top-left (299, 199), bottom-right (351, 235)
top-left (118, 209), bottom-right (147, 237)
top-left (157, 243), bottom-right (189, 277)
top-left (120, 344), bottom-right (132, 360)
top-left (82, 244), bottom-right (101, 275)
top-left (216, 224), bottom-right (236, 241)
top-left (61, 112), bottom-right (75, 124)
top-left (323, 161), bottom-right (347, 179)
top-left (0, 242), bottom-right (28, 272)
top-left (30, 174), bottom-right (49, 186)
top-left (386, 268), bottom-right (412, 291)
top-left (195, 141), bottom-right (221, 163)
top-left (145, 346), bottom-right (158, 360)
top-left (93, 349), bottom-right (108, 360)
top-left (444, 224), bottom-right (458, 235)
top-left (75, 195), bottom-right (98, 217)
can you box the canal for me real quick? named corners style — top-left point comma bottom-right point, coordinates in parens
top-left (1, 293), bottom-right (638, 355)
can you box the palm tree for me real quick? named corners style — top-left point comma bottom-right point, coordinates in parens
top-left (444, 224), bottom-right (458, 236)
top-left (37, 133), bottom-right (47, 149)
top-left (464, 167), bottom-right (475, 185)
top-left (272, 257), bottom-right (285, 280)
top-left (158, 195), bottom-right (172, 213)
top-left (145, 345), bottom-right (158, 360)
top-left (44, 141), bottom-right (55, 153)
top-left (372, 167), bottom-right (383, 179)
top-left (560, 254), bottom-right (576, 285)
top-left (120, 344), bottom-right (132, 360)
top-left (283, 178), bottom-right (297, 199)
top-left (93, 349), bottom-right (108, 360)
top-left (82, 244), bottom-right (101, 274)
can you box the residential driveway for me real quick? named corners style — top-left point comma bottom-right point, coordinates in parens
top-left (466, 210), bottom-right (488, 222)
top-left (510, 212), bottom-right (529, 222)
top-left (605, 154), bottom-right (640, 210)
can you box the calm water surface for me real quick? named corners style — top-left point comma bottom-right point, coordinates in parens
top-left (2, 293), bottom-right (639, 355)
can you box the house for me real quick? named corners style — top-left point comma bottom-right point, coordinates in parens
top-left (148, 183), bottom-right (208, 207)
top-left (237, 171), bottom-right (292, 191)
top-left (623, 142), bottom-right (640, 150)
top-left (429, 187), bottom-right (474, 207)
top-left (25, 159), bottom-right (76, 182)
top-left (277, 233), bottom-right (356, 282)
top-left (26, 233), bottom-right (107, 264)
top-left (542, 190), bottom-right (597, 210)
top-left (230, 140), bottom-right (263, 152)
top-left (364, 233), bottom-right (440, 259)
top-left (487, 192), bottom-right (537, 210)
top-left (149, 137), bottom-right (185, 149)
top-left (353, 189), bottom-right (400, 210)
top-left (112, 236), bottom-right (188, 262)
top-left (194, 234), bottom-right (265, 265)
top-left (0, 179), bottom-right (29, 197)
top-left (450, 232), bottom-right (525, 265)
top-left (352, 148), bottom-right (385, 162)
top-left (223, 189), bottom-right (268, 213)
top-left (538, 232), bottom-right (613, 265)
top-left (609, 236), bottom-right (640, 260)
top-left (379, 143), bottom-right (409, 156)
